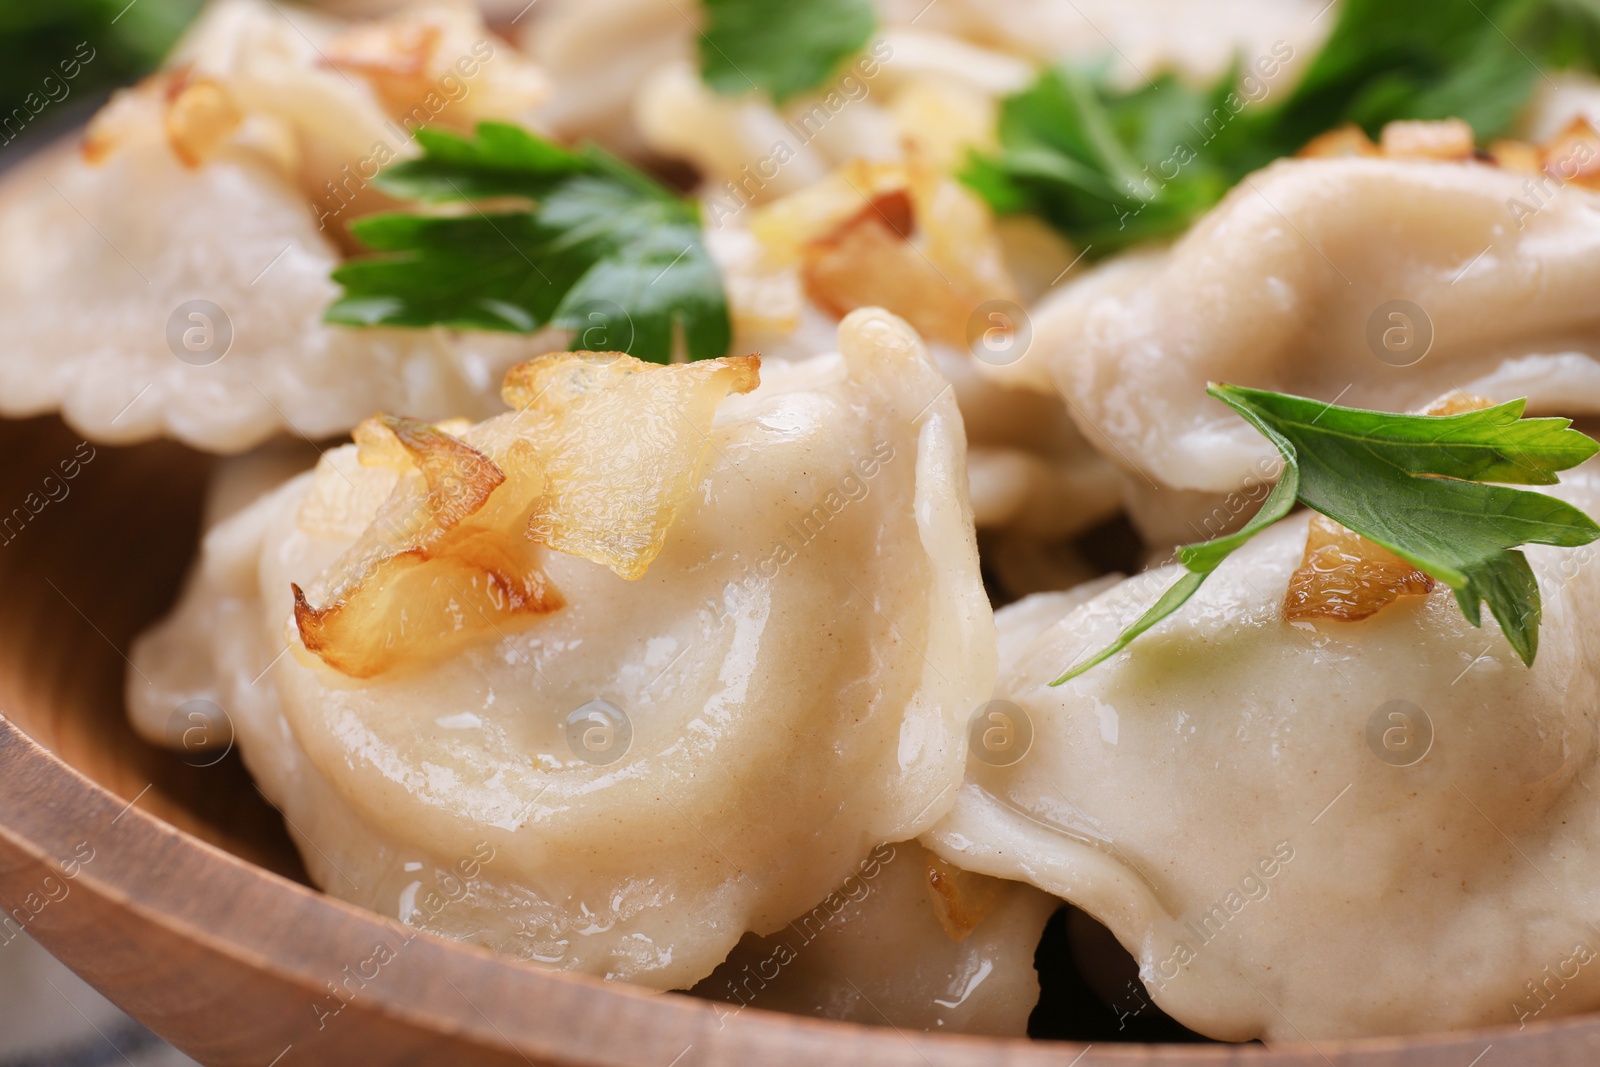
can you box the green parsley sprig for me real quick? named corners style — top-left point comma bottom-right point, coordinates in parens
top-left (326, 123), bottom-right (731, 365)
top-left (967, 0), bottom-right (1600, 257)
top-left (698, 0), bottom-right (877, 104)
top-left (1053, 386), bottom-right (1600, 684)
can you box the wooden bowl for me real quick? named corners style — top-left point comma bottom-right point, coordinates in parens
top-left (1, 412), bottom-right (1597, 1067)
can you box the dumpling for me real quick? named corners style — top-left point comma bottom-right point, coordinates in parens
top-left (1014, 146), bottom-right (1600, 543)
top-left (532, 0), bottom-right (1327, 196)
top-left (926, 461), bottom-right (1600, 1040)
top-left (1524, 72), bottom-right (1600, 142)
top-left (522, 0), bottom-right (702, 158)
top-left (873, 0), bottom-right (1329, 84)
top-left (129, 308), bottom-right (997, 990)
top-left (694, 841), bottom-right (1059, 1036)
top-left (632, 41), bottom-right (1027, 204)
top-left (0, 0), bottom-right (552, 453)
top-left (527, 0), bottom-right (1027, 172)
top-left (714, 159), bottom-right (1123, 558)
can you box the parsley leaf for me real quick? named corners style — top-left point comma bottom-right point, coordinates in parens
top-left (1051, 386), bottom-right (1600, 684)
top-left (0, 0), bottom-right (201, 146)
top-left (1282, 0), bottom-right (1600, 139)
top-left (699, 0), bottom-right (877, 104)
top-left (326, 123), bottom-right (731, 365)
top-left (967, 0), bottom-right (1600, 256)
top-left (962, 64), bottom-right (1255, 255)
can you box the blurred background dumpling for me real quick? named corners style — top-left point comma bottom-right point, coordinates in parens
top-left (0, 0), bottom-right (553, 453)
top-left (1013, 133), bottom-right (1600, 546)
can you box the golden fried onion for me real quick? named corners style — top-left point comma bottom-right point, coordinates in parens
top-left (1283, 393), bottom-right (1491, 624)
top-left (293, 351), bottom-right (760, 678)
top-left (924, 852), bottom-right (1009, 942)
top-left (1300, 116), bottom-right (1600, 189)
top-left (750, 161), bottom-right (1018, 347)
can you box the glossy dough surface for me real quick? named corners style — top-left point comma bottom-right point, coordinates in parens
top-left (130, 309), bottom-right (997, 990)
top-left (1024, 156), bottom-right (1600, 497)
top-left (695, 841), bottom-right (1058, 1036)
top-left (928, 464), bottom-right (1600, 1040)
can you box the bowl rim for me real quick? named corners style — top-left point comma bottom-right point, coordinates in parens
top-left (1, 714), bottom-right (1589, 1067)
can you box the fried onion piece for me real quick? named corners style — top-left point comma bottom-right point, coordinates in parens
top-left (1379, 118), bottom-right (1475, 161)
top-left (750, 161), bottom-right (1018, 347)
top-left (1300, 119), bottom-right (1476, 163)
top-left (925, 853), bottom-right (1009, 942)
top-left (163, 72), bottom-right (244, 169)
top-left (296, 449), bottom-right (401, 542)
top-left (293, 415), bottom-right (559, 679)
top-left (293, 354), bottom-right (761, 678)
top-left (1488, 138), bottom-right (1545, 176)
top-left (1300, 116), bottom-right (1600, 192)
top-left (1283, 518), bottom-right (1436, 623)
top-left (1540, 117), bottom-right (1600, 189)
top-left (323, 17), bottom-right (445, 114)
top-left (82, 67), bottom-right (246, 171)
top-left (1416, 391), bottom-right (1495, 418)
top-left (321, 6), bottom-right (547, 128)
top-left (501, 351), bottom-right (761, 580)
top-left (1297, 124), bottom-right (1381, 159)
top-left (292, 546), bottom-right (561, 680)
top-left (1283, 393), bottom-right (1495, 623)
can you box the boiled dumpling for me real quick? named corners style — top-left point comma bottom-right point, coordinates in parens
top-left (694, 841), bottom-right (1058, 1035)
top-left (129, 308), bottom-right (997, 990)
top-left (0, 0), bottom-right (552, 453)
top-left (1014, 149), bottom-right (1600, 543)
top-left (926, 462), bottom-right (1600, 1040)
top-left (713, 159), bottom-right (1122, 556)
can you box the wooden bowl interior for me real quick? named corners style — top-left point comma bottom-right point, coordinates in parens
top-left (0, 415), bottom-right (303, 878)
top-left (1, 412), bottom-right (1595, 1067)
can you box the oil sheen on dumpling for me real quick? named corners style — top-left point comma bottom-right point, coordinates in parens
top-left (694, 841), bottom-right (1058, 1035)
top-left (1020, 154), bottom-right (1600, 506)
top-left (0, 0), bottom-right (550, 453)
top-left (926, 462), bottom-right (1600, 1041)
top-left (129, 308), bottom-right (996, 990)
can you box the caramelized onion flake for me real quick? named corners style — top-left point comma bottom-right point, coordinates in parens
top-left (323, 18), bottom-right (445, 114)
top-left (503, 351), bottom-right (760, 580)
top-left (925, 854), bottom-right (1008, 942)
top-left (293, 352), bottom-right (760, 678)
top-left (163, 73), bottom-right (243, 169)
top-left (1283, 393), bottom-right (1493, 623)
top-left (751, 161), bottom-right (1017, 347)
top-left (1283, 517), bottom-right (1436, 623)
top-left (1300, 117), bottom-right (1600, 191)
